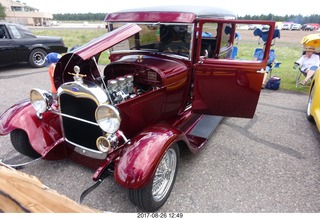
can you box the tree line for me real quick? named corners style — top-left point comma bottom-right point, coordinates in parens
top-left (52, 13), bottom-right (320, 24)
top-left (240, 13), bottom-right (320, 24)
top-left (1, 6), bottom-right (320, 24)
top-left (53, 13), bottom-right (106, 21)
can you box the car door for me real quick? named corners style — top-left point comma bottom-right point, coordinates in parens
top-left (0, 25), bottom-right (14, 66)
top-left (192, 19), bottom-right (276, 118)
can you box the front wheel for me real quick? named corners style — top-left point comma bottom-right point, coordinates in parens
top-left (307, 85), bottom-right (315, 122)
top-left (129, 143), bottom-right (179, 212)
top-left (10, 129), bottom-right (41, 158)
top-left (28, 48), bottom-right (47, 68)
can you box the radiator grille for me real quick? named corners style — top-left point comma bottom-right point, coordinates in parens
top-left (59, 93), bottom-right (102, 151)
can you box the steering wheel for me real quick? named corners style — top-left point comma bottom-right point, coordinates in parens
top-left (163, 42), bottom-right (189, 56)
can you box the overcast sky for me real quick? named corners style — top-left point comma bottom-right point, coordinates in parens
top-left (22, 0), bottom-right (317, 16)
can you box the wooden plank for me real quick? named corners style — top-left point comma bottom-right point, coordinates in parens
top-left (0, 165), bottom-right (100, 213)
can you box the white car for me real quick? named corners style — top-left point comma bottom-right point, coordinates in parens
top-left (291, 23), bottom-right (301, 30)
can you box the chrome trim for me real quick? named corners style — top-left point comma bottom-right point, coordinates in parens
top-left (30, 88), bottom-right (54, 114)
top-left (65, 138), bottom-right (107, 160)
top-left (96, 136), bottom-right (112, 153)
top-left (57, 81), bottom-right (109, 106)
top-left (184, 104), bottom-right (192, 112)
top-left (117, 130), bottom-right (129, 143)
top-left (95, 104), bottom-right (121, 133)
top-left (51, 109), bottom-right (99, 127)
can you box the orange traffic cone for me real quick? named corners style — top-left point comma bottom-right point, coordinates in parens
top-left (48, 64), bottom-right (57, 93)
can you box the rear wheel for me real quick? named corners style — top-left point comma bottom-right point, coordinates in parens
top-left (307, 85), bottom-right (315, 122)
top-left (129, 143), bottom-right (179, 212)
top-left (28, 48), bottom-right (47, 68)
top-left (10, 129), bottom-right (41, 158)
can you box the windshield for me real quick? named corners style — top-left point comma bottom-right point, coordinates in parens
top-left (108, 22), bottom-right (193, 58)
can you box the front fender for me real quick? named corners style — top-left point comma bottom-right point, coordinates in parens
top-left (0, 99), bottom-right (64, 158)
top-left (114, 123), bottom-right (186, 189)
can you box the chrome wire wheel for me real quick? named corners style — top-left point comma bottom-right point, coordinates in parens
top-left (128, 143), bottom-right (179, 212)
top-left (152, 148), bottom-right (177, 202)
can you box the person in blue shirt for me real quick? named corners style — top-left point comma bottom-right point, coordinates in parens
top-left (254, 46), bottom-right (277, 88)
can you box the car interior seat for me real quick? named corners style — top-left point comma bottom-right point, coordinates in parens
top-left (0, 29), bottom-right (5, 38)
top-left (254, 48), bottom-right (281, 73)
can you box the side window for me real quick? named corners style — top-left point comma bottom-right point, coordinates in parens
top-left (202, 23), bottom-right (217, 37)
top-left (234, 23), bottom-right (278, 62)
top-left (199, 23), bottom-right (218, 58)
top-left (8, 25), bottom-right (22, 39)
top-left (220, 23), bottom-right (232, 53)
top-left (198, 22), bottom-right (276, 63)
top-left (0, 25), bottom-right (8, 39)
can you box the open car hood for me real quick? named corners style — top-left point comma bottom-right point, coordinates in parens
top-left (53, 23), bottom-right (141, 87)
top-left (71, 23), bottom-right (141, 60)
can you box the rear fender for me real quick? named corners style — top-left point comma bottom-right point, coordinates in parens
top-left (29, 44), bottom-right (49, 52)
top-left (0, 99), bottom-right (64, 159)
top-left (114, 124), bottom-right (187, 189)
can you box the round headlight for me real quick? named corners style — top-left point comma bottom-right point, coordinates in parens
top-left (30, 89), bottom-right (53, 114)
top-left (96, 136), bottom-right (111, 153)
top-left (95, 104), bottom-right (121, 133)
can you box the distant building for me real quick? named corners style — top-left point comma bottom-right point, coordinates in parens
top-left (0, 0), bottom-right (53, 26)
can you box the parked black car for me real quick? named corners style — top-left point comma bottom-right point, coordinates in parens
top-left (0, 22), bottom-right (67, 68)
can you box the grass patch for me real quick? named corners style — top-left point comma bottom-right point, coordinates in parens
top-left (32, 28), bottom-right (110, 64)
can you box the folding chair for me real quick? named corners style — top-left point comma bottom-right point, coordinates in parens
top-left (294, 51), bottom-right (319, 88)
top-left (254, 48), bottom-right (281, 78)
top-left (293, 63), bottom-right (313, 88)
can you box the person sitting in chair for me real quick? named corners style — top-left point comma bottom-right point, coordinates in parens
top-left (295, 48), bottom-right (320, 85)
top-left (254, 45), bottom-right (277, 88)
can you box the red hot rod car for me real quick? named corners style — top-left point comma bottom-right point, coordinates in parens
top-left (0, 6), bottom-right (276, 211)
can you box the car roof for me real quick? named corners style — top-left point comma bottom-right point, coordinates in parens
top-left (105, 5), bottom-right (237, 23)
top-left (0, 22), bottom-right (35, 37)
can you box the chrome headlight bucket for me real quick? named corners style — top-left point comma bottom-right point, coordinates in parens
top-left (95, 104), bottom-right (121, 134)
top-left (30, 88), bottom-right (53, 115)
top-left (96, 136), bottom-right (112, 153)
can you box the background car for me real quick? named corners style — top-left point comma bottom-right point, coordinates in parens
top-left (291, 23), bottom-right (302, 30)
top-left (301, 24), bottom-right (314, 31)
top-left (0, 22), bottom-right (67, 68)
top-left (281, 23), bottom-right (293, 30)
top-left (248, 24), bottom-right (263, 30)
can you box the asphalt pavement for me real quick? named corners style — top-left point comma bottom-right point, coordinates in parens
top-left (0, 64), bottom-right (319, 213)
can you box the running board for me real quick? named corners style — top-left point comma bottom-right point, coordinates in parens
top-left (186, 115), bottom-right (223, 149)
top-left (189, 115), bottom-right (223, 139)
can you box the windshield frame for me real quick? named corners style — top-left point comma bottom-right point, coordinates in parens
top-left (108, 22), bottom-right (195, 60)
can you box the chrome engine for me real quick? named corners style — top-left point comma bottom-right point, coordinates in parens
top-left (106, 74), bottom-right (136, 104)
